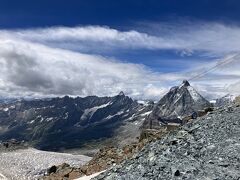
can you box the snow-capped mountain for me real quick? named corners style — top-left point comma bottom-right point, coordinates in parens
top-left (215, 94), bottom-right (235, 107)
top-left (0, 93), bottom-right (153, 151)
top-left (142, 80), bottom-right (211, 129)
top-left (0, 81), bottom-right (213, 150)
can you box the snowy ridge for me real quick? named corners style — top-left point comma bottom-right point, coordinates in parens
top-left (80, 102), bottom-right (112, 121)
top-left (104, 110), bottom-right (124, 120)
top-left (187, 86), bottom-right (202, 101)
top-left (140, 110), bottom-right (152, 116)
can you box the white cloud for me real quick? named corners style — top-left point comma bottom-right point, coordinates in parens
top-left (0, 22), bottom-right (240, 100)
top-left (0, 34), bottom-right (172, 100)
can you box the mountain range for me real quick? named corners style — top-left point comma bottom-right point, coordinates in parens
top-left (0, 81), bottom-right (211, 151)
top-left (0, 92), bottom-right (153, 151)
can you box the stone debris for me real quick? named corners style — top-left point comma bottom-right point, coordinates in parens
top-left (94, 104), bottom-right (240, 180)
top-left (43, 127), bottom-right (171, 179)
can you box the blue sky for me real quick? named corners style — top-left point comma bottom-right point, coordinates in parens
top-left (0, 0), bottom-right (240, 100)
top-left (1, 0), bottom-right (240, 28)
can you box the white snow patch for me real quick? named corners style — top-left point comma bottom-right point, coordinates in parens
top-left (75, 170), bottom-right (106, 180)
top-left (138, 107), bottom-right (146, 112)
top-left (140, 111), bottom-right (152, 117)
top-left (39, 117), bottom-right (44, 122)
top-left (3, 108), bottom-right (8, 112)
top-left (45, 117), bottom-right (54, 122)
top-left (104, 110), bottom-right (124, 120)
top-left (80, 102), bottom-right (112, 121)
top-left (127, 113), bottom-right (136, 120)
top-left (210, 100), bottom-right (216, 104)
top-left (137, 100), bottom-right (149, 106)
top-left (187, 86), bottom-right (202, 101)
top-left (9, 105), bottom-right (15, 109)
top-left (29, 120), bottom-right (35, 124)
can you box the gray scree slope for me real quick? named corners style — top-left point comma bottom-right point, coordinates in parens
top-left (94, 104), bottom-right (240, 180)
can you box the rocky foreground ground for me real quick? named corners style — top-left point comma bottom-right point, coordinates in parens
top-left (0, 148), bottom-right (91, 180)
top-left (94, 104), bottom-right (240, 180)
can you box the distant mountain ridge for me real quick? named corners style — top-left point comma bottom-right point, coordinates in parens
top-left (215, 94), bottom-right (235, 107)
top-left (0, 93), bottom-right (153, 151)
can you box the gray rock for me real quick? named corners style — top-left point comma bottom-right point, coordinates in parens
top-left (94, 104), bottom-right (240, 180)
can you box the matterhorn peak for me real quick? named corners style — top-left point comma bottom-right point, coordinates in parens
top-left (143, 80), bottom-right (211, 128)
top-left (181, 80), bottom-right (190, 87)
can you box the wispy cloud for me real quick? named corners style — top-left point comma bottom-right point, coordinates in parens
top-left (3, 23), bottom-right (240, 55)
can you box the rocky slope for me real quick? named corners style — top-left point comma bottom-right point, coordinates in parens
top-left (94, 103), bottom-right (240, 180)
top-left (43, 128), bottom-right (167, 180)
top-left (143, 80), bottom-right (211, 129)
top-left (0, 93), bottom-right (153, 151)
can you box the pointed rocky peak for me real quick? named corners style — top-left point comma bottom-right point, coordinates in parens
top-left (118, 91), bottom-right (125, 96)
top-left (143, 81), bottom-right (211, 126)
top-left (181, 80), bottom-right (190, 87)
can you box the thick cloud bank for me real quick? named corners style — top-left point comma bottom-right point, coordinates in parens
top-left (0, 36), bottom-right (169, 99)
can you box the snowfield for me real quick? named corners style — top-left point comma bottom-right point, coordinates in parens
top-left (0, 148), bottom-right (91, 180)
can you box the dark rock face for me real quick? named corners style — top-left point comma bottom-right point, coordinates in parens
top-left (47, 165), bottom-right (57, 174)
top-left (143, 81), bottom-right (211, 129)
top-left (94, 104), bottom-right (240, 180)
top-left (0, 94), bottom-right (153, 151)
